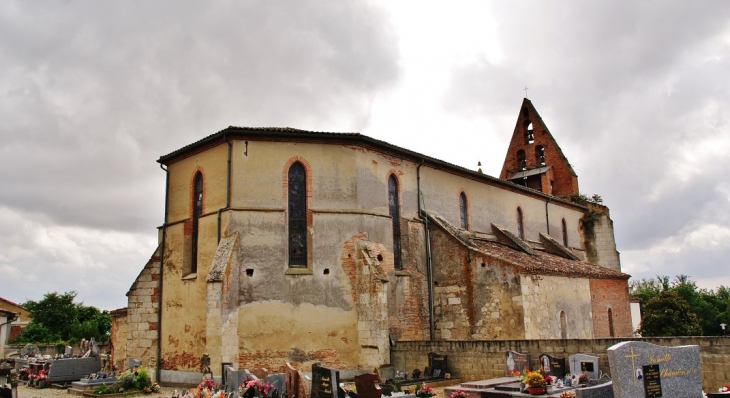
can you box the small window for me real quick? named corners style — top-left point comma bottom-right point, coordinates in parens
top-left (608, 308), bottom-right (615, 337)
top-left (516, 207), bottom-right (524, 240)
top-left (288, 163), bottom-right (307, 266)
top-left (559, 311), bottom-right (567, 339)
top-left (517, 150), bottom-right (527, 170)
top-left (535, 145), bottom-right (545, 166)
top-left (524, 120), bottom-right (534, 144)
top-left (388, 175), bottom-right (402, 269)
top-left (191, 172), bottom-right (203, 273)
top-left (562, 218), bottom-right (568, 246)
top-left (459, 192), bottom-right (468, 230)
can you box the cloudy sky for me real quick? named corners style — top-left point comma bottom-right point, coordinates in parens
top-left (2, 1), bottom-right (729, 311)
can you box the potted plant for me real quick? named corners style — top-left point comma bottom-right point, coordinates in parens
top-left (523, 371), bottom-right (546, 395)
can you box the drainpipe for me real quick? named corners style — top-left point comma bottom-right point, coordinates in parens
top-left (156, 163), bottom-right (169, 383)
top-left (545, 198), bottom-right (552, 235)
top-left (217, 134), bottom-right (233, 243)
top-left (417, 161), bottom-right (435, 341)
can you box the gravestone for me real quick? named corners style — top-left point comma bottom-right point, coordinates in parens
top-left (538, 354), bottom-right (566, 379)
top-left (504, 351), bottom-right (531, 376)
top-left (285, 362), bottom-right (308, 398)
top-left (254, 368), bottom-right (269, 380)
top-left (311, 363), bottom-right (339, 398)
top-left (128, 358), bottom-right (141, 371)
top-left (224, 365), bottom-right (253, 394)
top-left (65, 346), bottom-right (73, 358)
top-left (575, 381), bottom-right (614, 398)
top-left (354, 373), bottom-right (381, 398)
top-left (266, 373), bottom-right (286, 398)
top-left (607, 341), bottom-right (702, 398)
top-left (569, 354), bottom-right (600, 380)
top-left (427, 352), bottom-right (447, 377)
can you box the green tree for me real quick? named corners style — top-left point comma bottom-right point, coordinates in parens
top-left (11, 291), bottom-right (112, 344)
top-left (639, 290), bottom-right (703, 337)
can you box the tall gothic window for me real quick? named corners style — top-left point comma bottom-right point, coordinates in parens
top-left (191, 172), bottom-right (203, 274)
top-left (459, 192), bottom-right (468, 230)
top-left (559, 311), bottom-right (567, 339)
top-left (517, 150), bottom-right (527, 170)
top-left (516, 207), bottom-right (525, 240)
top-left (388, 175), bottom-right (402, 269)
top-left (288, 163), bottom-right (307, 266)
top-left (562, 218), bottom-right (568, 246)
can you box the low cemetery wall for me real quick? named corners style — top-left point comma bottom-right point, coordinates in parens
top-left (3, 342), bottom-right (111, 359)
top-left (391, 337), bottom-right (730, 392)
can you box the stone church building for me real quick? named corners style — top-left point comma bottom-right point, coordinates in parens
top-left (111, 99), bottom-right (632, 384)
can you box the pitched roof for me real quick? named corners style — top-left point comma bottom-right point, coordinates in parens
top-left (427, 212), bottom-right (629, 280)
top-left (157, 126), bottom-right (587, 210)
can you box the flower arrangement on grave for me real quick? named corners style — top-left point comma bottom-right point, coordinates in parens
top-left (544, 375), bottom-right (553, 386)
top-left (523, 371), bottom-right (545, 388)
top-left (558, 391), bottom-right (576, 398)
top-left (240, 378), bottom-right (275, 398)
top-left (577, 372), bottom-right (589, 384)
top-left (719, 384), bottom-right (730, 393)
top-left (415, 384), bottom-right (435, 398)
top-left (199, 377), bottom-right (216, 391)
top-left (449, 389), bottom-right (470, 398)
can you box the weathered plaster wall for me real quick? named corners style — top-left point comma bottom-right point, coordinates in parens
top-left (583, 204), bottom-right (621, 271)
top-left (521, 275), bottom-right (593, 339)
top-left (589, 279), bottom-right (633, 338)
top-left (429, 225), bottom-right (525, 340)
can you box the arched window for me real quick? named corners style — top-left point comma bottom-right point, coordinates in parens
top-left (608, 308), bottom-right (615, 337)
top-left (517, 150), bottom-right (527, 170)
top-left (516, 207), bottom-right (525, 240)
top-left (459, 192), bottom-right (468, 230)
top-left (559, 311), bottom-right (567, 339)
top-left (562, 218), bottom-right (568, 246)
top-left (388, 175), bottom-right (402, 269)
top-left (191, 171), bottom-right (203, 273)
top-left (288, 163), bottom-right (307, 266)
top-left (524, 121), bottom-right (534, 144)
top-left (535, 145), bottom-right (545, 166)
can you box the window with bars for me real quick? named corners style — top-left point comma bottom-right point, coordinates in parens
top-left (459, 192), bottom-right (468, 230)
top-left (191, 172), bottom-right (203, 274)
top-left (388, 175), bottom-right (402, 269)
top-left (288, 163), bottom-right (307, 266)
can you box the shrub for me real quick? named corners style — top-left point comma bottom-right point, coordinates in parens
top-left (135, 367), bottom-right (151, 391)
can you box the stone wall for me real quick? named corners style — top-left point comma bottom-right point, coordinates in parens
top-left (391, 337), bottom-right (730, 392)
top-left (125, 246), bottom-right (161, 379)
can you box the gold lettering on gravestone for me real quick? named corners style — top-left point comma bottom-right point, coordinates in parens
top-left (642, 364), bottom-right (662, 398)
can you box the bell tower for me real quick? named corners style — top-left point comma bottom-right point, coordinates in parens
top-left (499, 98), bottom-right (579, 198)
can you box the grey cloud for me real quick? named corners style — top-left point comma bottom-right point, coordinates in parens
top-left (0, 0), bottom-right (400, 234)
top-left (443, 1), bottom-right (730, 282)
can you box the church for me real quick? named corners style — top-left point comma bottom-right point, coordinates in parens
top-left (111, 99), bottom-right (632, 384)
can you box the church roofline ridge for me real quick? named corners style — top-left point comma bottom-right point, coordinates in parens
top-left (158, 125), bottom-right (587, 210)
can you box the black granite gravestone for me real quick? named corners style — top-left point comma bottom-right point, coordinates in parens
top-left (538, 354), bottom-right (566, 379)
top-left (427, 352), bottom-right (447, 377)
top-left (311, 363), bottom-right (339, 398)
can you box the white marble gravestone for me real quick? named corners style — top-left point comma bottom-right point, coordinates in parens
top-left (569, 353), bottom-right (600, 380)
top-left (607, 341), bottom-right (702, 398)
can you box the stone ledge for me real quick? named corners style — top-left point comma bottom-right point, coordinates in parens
top-left (285, 267), bottom-right (313, 276)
